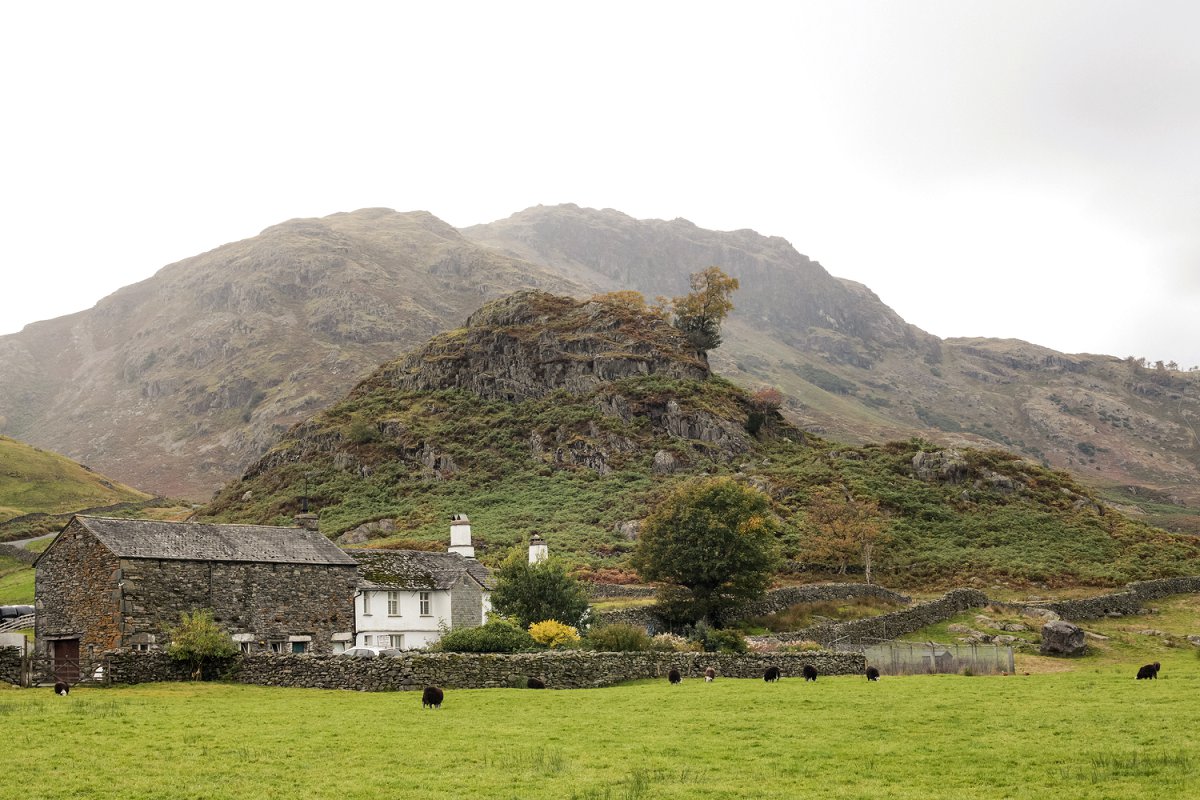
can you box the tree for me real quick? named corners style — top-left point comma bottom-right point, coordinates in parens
top-left (166, 610), bottom-right (238, 679)
top-left (746, 386), bottom-right (784, 436)
top-left (671, 267), bottom-right (739, 351)
top-left (802, 488), bottom-right (888, 584)
top-left (632, 477), bottom-right (780, 625)
top-left (489, 549), bottom-right (590, 629)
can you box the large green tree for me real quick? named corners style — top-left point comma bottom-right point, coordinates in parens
top-left (489, 549), bottom-right (590, 629)
top-left (166, 609), bottom-right (238, 679)
top-left (632, 477), bottom-right (780, 625)
top-left (671, 266), bottom-right (739, 351)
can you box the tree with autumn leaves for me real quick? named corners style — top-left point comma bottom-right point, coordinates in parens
top-left (671, 266), bottom-right (739, 351)
top-left (801, 487), bottom-right (889, 584)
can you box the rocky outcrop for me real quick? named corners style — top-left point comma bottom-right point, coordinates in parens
top-left (369, 292), bottom-right (709, 403)
top-left (912, 449), bottom-right (970, 483)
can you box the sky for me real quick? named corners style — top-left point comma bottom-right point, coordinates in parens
top-left (2, 1), bottom-right (1198, 367)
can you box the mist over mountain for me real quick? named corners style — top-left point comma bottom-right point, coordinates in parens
top-left (1, 204), bottom-right (1197, 529)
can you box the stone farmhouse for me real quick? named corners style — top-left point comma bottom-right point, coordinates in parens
top-left (35, 515), bottom-right (359, 671)
top-left (348, 515), bottom-right (494, 651)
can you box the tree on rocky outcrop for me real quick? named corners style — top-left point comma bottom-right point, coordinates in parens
top-left (632, 477), bottom-right (780, 625)
top-left (671, 267), bottom-right (739, 351)
top-left (801, 488), bottom-right (888, 584)
top-left (746, 386), bottom-right (784, 435)
top-left (166, 609), bottom-right (238, 679)
top-left (490, 549), bottom-right (591, 629)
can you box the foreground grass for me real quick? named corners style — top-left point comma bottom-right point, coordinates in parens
top-left (3, 667), bottom-right (1199, 800)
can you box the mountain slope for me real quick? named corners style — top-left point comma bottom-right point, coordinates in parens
top-left (465, 205), bottom-right (1200, 520)
top-left (200, 292), bottom-right (1200, 588)
top-left (0, 210), bottom-right (580, 498)
top-left (0, 435), bottom-right (152, 536)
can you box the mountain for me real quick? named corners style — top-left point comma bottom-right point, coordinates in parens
top-left (0, 210), bottom-right (579, 498)
top-left (0, 435), bottom-right (153, 540)
top-left (1, 204), bottom-right (1198, 529)
top-left (465, 205), bottom-right (1200, 526)
top-left (199, 291), bottom-right (1200, 588)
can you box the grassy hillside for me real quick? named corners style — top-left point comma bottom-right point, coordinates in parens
top-left (0, 435), bottom-right (152, 525)
top-left (4, 676), bottom-right (1199, 799)
top-left (201, 293), bottom-right (1200, 589)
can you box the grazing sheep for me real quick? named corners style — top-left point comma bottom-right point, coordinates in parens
top-left (763, 666), bottom-right (781, 682)
top-left (1136, 662), bottom-right (1161, 680)
top-left (527, 677), bottom-right (546, 689)
top-left (802, 665), bottom-right (818, 682)
top-left (704, 667), bottom-right (716, 682)
top-left (866, 666), bottom-right (880, 682)
top-left (421, 685), bottom-right (444, 709)
top-left (668, 668), bottom-right (682, 685)
top-left (53, 681), bottom-right (69, 696)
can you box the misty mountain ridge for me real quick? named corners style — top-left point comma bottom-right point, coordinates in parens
top-left (0, 204), bottom-right (1196, 532)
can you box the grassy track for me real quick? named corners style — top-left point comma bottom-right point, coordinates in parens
top-left (3, 665), bottom-right (1198, 800)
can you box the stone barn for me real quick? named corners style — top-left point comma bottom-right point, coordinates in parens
top-left (35, 515), bottom-right (359, 673)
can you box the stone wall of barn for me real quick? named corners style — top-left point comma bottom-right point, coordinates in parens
top-left (103, 649), bottom-right (865, 690)
top-left (35, 519), bottom-right (123, 654)
top-left (117, 558), bottom-right (359, 654)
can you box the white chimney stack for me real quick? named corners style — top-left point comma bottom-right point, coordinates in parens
top-left (449, 514), bottom-right (475, 558)
top-left (528, 532), bottom-right (548, 564)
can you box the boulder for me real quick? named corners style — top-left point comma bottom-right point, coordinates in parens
top-left (1040, 620), bottom-right (1086, 656)
top-left (653, 450), bottom-right (678, 474)
top-left (912, 449), bottom-right (969, 483)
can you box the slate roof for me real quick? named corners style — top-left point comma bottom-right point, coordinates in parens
top-left (348, 549), bottom-right (494, 591)
top-left (69, 516), bottom-right (357, 566)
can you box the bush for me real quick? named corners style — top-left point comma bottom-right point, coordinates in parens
top-left (650, 632), bottom-right (696, 652)
top-left (528, 619), bottom-right (581, 649)
top-left (432, 619), bottom-right (536, 653)
top-left (166, 610), bottom-right (238, 679)
top-left (585, 623), bottom-right (654, 652)
top-left (700, 627), bottom-right (748, 654)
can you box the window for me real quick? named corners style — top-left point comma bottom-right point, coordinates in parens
top-left (362, 593), bottom-right (372, 616)
top-left (291, 641), bottom-right (308, 654)
top-left (419, 591), bottom-right (432, 616)
top-left (269, 641), bottom-right (286, 654)
top-left (239, 642), bottom-right (253, 654)
top-left (387, 591), bottom-right (400, 616)
top-left (131, 643), bottom-right (150, 652)
top-left (388, 634), bottom-right (404, 650)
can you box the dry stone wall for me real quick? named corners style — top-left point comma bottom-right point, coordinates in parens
top-left (0, 646), bottom-right (20, 685)
top-left (103, 650), bottom-right (864, 690)
top-left (768, 589), bottom-right (990, 646)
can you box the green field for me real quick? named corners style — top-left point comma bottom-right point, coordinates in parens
top-left (3, 666), bottom-right (1198, 800)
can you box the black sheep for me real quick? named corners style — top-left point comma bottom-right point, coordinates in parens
top-left (53, 681), bottom-right (70, 696)
top-left (527, 677), bottom-right (546, 689)
top-left (668, 668), bottom-right (682, 685)
top-left (422, 685), bottom-right (444, 709)
top-left (704, 667), bottom-right (716, 683)
top-left (763, 666), bottom-right (781, 682)
top-left (866, 666), bottom-right (880, 681)
top-left (802, 665), bottom-right (818, 682)
top-left (1136, 662), bottom-right (1161, 680)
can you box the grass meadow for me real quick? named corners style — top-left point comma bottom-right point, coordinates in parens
top-left (3, 662), bottom-right (1199, 800)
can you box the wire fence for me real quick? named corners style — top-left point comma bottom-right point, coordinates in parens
top-left (831, 637), bottom-right (1015, 676)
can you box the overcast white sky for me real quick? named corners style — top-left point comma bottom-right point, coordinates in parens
top-left (2, 1), bottom-right (1198, 366)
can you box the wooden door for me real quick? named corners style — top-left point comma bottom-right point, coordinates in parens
top-left (52, 638), bottom-right (80, 683)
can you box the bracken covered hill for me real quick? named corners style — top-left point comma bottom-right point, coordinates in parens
top-left (201, 292), bottom-right (1200, 588)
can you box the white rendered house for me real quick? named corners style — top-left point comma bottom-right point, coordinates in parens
top-left (347, 515), bottom-right (492, 650)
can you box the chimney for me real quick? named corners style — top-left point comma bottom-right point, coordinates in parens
top-left (448, 513), bottom-right (475, 559)
top-left (294, 513), bottom-right (319, 531)
top-left (528, 532), bottom-right (548, 564)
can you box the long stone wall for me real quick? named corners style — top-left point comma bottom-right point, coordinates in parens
top-left (767, 589), bottom-right (991, 646)
top-left (104, 649), bottom-right (865, 690)
top-left (1015, 577), bottom-right (1200, 621)
top-left (593, 583), bottom-right (912, 632)
top-left (0, 542), bottom-right (38, 565)
top-left (734, 583), bottom-right (911, 620)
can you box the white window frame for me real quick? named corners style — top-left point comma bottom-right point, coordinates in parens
top-left (419, 591), bottom-right (432, 616)
top-left (388, 634), bottom-right (404, 650)
top-left (387, 591), bottom-right (400, 617)
top-left (362, 592), bottom-right (372, 616)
